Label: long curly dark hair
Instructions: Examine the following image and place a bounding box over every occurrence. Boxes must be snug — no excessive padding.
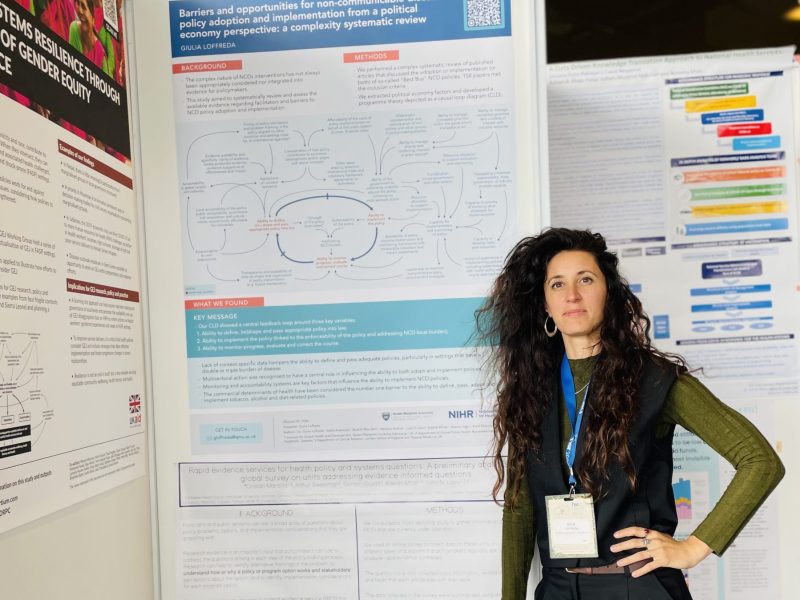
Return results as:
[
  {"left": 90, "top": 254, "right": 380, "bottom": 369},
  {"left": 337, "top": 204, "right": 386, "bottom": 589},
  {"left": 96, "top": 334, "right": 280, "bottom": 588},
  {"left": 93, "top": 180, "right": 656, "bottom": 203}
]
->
[{"left": 476, "top": 228, "right": 685, "bottom": 506}]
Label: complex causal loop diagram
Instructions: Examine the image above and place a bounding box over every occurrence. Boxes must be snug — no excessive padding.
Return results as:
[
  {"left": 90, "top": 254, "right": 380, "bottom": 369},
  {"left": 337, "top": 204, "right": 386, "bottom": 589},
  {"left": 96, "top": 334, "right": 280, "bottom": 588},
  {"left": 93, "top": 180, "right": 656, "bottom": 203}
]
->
[
  {"left": 0, "top": 332, "right": 50, "bottom": 458},
  {"left": 181, "top": 108, "right": 513, "bottom": 290}
]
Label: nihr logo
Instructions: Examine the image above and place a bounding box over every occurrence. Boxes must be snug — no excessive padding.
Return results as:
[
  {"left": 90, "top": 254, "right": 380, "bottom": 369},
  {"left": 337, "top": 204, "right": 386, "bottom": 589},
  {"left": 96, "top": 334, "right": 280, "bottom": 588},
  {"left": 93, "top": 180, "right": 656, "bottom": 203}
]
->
[{"left": 448, "top": 410, "right": 475, "bottom": 419}]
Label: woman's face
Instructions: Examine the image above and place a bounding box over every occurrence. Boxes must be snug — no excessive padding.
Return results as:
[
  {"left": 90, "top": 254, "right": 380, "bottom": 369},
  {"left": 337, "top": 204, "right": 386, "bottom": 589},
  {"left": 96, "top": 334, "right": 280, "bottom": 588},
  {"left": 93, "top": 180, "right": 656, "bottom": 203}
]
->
[
  {"left": 76, "top": 0, "right": 94, "bottom": 29},
  {"left": 544, "top": 250, "right": 607, "bottom": 344}
]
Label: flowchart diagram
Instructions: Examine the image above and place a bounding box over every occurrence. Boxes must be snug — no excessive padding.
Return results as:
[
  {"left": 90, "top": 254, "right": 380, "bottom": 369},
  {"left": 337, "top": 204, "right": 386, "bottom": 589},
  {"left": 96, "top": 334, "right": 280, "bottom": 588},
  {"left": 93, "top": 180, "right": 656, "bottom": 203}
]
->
[
  {"left": 667, "top": 71, "right": 791, "bottom": 241},
  {"left": 178, "top": 107, "right": 516, "bottom": 295},
  {"left": 663, "top": 71, "right": 795, "bottom": 336},
  {"left": 0, "top": 332, "right": 51, "bottom": 461}
]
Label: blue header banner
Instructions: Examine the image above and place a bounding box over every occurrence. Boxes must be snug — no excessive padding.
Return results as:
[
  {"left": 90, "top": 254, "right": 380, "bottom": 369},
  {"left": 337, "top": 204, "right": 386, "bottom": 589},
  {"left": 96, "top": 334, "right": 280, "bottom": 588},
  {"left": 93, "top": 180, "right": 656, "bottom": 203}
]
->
[{"left": 170, "top": 0, "right": 511, "bottom": 58}]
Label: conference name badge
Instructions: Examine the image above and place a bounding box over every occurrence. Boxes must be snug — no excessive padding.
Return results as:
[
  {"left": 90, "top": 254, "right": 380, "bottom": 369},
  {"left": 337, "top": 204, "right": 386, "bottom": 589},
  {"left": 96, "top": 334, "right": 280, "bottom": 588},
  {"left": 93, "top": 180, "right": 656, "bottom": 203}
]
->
[{"left": 545, "top": 493, "right": 599, "bottom": 558}]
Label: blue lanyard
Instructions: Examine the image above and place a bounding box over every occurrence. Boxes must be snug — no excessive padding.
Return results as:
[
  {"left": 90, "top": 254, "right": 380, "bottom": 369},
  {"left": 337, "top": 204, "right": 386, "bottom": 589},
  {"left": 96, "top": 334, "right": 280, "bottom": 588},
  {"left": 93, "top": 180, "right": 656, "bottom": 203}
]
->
[{"left": 561, "top": 354, "right": 590, "bottom": 490}]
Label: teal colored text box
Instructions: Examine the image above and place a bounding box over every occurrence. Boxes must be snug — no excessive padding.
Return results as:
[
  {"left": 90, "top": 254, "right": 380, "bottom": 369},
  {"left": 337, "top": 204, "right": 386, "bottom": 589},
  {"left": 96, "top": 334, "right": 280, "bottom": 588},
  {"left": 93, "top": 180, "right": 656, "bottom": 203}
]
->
[
  {"left": 732, "top": 135, "right": 781, "bottom": 151},
  {"left": 186, "top": 297, "right": 484, "bottom": 358}
]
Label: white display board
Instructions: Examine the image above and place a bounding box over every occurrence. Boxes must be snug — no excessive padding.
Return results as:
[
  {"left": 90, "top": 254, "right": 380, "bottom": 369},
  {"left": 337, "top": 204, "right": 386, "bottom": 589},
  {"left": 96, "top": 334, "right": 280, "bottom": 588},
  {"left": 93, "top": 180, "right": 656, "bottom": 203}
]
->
[
  {"left": 0, "top": 1, "right": 153, "bottom": 597},
  {"left": 0, "top": 0, "right": 147, "bottom": 537},
  {"left": 547, "top": 46, "right": 799, "bottom": 600},
  {"left": 138, "top": 0, "right": 547, "bottom": 598}
]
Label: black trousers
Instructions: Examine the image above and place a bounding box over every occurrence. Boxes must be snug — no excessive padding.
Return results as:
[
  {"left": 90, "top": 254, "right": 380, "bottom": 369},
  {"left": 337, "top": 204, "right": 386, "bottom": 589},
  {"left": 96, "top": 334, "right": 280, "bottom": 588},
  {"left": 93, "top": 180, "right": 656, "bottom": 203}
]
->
[{"left": 535, "top": 566, "right": 693, "bottom": 600}]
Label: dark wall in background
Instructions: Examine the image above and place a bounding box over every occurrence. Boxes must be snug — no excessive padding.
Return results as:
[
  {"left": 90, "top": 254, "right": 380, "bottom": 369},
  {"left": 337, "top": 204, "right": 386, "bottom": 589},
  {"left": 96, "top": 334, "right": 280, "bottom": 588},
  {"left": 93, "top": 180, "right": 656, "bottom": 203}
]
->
[{"left": 546, "top": 0, "right": 800, "bottom": 63}]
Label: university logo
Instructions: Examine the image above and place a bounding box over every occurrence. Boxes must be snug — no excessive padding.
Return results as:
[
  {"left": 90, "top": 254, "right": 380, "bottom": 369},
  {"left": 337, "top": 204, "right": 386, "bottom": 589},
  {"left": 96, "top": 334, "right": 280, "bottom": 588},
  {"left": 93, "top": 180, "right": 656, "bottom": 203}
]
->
[{"left": 129, "top": 394, "right": 142, "bottom": 427}]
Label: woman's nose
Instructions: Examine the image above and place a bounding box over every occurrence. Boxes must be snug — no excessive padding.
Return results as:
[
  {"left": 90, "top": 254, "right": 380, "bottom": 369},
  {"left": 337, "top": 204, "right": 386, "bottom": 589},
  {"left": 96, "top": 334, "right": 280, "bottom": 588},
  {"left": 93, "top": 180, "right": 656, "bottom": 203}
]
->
[{"left": 566, "top": 284, "right": 581, "bottom": 301}]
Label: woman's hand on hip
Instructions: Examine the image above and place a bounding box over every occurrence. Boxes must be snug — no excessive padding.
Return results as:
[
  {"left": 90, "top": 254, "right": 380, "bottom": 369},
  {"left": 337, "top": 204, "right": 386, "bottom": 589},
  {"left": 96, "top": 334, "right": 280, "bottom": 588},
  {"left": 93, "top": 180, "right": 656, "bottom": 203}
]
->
[{"left": 610, "top": 527, "right": 712, "bottom": 577}]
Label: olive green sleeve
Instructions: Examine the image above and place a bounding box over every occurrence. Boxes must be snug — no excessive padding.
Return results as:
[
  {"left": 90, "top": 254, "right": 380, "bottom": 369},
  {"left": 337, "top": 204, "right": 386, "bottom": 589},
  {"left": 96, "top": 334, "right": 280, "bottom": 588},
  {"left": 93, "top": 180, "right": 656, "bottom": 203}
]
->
[
  {"left": 502, "top": 474, "right": 536, "bottom": 599},
  {"left": 661, "top": 373, "right": 785, "bottom": 555}
]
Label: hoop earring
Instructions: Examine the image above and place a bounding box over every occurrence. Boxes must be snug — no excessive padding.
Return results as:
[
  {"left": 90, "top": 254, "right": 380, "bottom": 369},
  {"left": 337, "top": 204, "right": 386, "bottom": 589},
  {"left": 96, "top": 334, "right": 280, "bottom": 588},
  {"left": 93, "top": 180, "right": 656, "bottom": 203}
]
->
[{"left": 544, "top": 315, "right": 558, "bottom": 338}]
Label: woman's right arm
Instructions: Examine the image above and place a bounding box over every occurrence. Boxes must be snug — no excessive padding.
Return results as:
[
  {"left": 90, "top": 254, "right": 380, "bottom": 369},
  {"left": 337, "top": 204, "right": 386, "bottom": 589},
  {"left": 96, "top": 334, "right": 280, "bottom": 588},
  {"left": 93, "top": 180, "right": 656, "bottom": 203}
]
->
[{"left": 502, "top": 473, "right": 537, "bottom": 599}]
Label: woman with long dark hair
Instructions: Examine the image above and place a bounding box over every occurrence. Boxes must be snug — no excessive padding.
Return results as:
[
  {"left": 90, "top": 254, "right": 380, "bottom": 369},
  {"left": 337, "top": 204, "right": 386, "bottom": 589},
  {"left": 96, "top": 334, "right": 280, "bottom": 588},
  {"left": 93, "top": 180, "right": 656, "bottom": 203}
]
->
[{"left": 477, "top": 228, "right": 784, "bottom": 599}]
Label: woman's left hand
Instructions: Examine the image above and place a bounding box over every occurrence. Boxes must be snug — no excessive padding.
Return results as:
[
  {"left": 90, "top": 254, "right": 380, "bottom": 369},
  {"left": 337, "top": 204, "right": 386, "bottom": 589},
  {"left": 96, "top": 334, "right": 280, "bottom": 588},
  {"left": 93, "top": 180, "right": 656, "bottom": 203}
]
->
[{"left": 610, "top": 527, "right": 712, "bottom": 577}]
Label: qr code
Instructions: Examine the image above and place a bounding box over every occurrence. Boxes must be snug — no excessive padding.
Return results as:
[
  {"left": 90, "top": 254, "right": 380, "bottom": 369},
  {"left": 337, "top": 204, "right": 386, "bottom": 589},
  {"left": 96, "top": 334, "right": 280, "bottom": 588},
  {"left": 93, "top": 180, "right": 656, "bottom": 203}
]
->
[
  {"left": 466, "top": 0, "right": 503, "bottom": 29},
  {"left": 102, "top": 0, "right": 120, "bottom": 37}
]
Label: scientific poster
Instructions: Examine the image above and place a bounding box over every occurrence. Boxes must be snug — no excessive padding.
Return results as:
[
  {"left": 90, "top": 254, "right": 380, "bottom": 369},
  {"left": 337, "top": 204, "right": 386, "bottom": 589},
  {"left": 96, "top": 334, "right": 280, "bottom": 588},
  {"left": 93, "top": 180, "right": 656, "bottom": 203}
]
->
[
  {"left": 168, "top": 1, "right": 525, "bottom": 597},
  {"left": 548, "top": 47, "right": 796, "bottom": 600},
  {"left": 0, "top": 0, "right": 146, "bottom": 534}
]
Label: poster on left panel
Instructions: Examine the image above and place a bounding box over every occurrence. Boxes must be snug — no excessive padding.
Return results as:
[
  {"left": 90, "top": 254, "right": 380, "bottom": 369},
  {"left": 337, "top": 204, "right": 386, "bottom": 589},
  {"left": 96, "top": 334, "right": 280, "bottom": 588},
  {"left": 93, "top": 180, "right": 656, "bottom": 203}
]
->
[{"left": 0, "top": 0, "right": 145, "bottom": 534}]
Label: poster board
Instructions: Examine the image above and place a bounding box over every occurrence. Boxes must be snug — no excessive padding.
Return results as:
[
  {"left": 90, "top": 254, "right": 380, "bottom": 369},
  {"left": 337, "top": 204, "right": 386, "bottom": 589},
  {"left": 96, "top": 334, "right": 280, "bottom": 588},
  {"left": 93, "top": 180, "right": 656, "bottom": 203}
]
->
[
  {"left": 0, "top": 1, "right": 153, "bottom": 598},
  {"left": 547, "top": 47, "right": 799, "bottom": 600},
  {"left": 138, "top": 0, "right": 548, "bottom": 597}
]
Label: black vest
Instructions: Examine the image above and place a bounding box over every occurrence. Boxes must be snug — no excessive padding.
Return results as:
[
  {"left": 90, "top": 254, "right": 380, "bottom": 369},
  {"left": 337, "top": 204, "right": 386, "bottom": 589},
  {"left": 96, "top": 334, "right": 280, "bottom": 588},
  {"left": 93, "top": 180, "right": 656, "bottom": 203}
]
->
[{"left": 525, "top": 359, "right": 678, "bottom": 567}]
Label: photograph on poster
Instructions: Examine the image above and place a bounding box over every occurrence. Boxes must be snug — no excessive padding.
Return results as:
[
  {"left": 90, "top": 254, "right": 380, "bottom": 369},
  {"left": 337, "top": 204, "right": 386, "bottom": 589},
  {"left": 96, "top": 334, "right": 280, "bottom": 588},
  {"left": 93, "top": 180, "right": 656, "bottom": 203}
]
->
[{"left": 0, "top": 0, "right": 129, "bottom": 159}]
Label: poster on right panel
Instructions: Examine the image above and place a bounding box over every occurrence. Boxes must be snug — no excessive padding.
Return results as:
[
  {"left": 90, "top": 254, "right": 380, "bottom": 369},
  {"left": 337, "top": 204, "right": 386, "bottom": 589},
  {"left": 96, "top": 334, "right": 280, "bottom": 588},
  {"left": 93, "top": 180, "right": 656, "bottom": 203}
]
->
[{"left": 548, "top": 47, "right": 797, "bottom": 600}]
